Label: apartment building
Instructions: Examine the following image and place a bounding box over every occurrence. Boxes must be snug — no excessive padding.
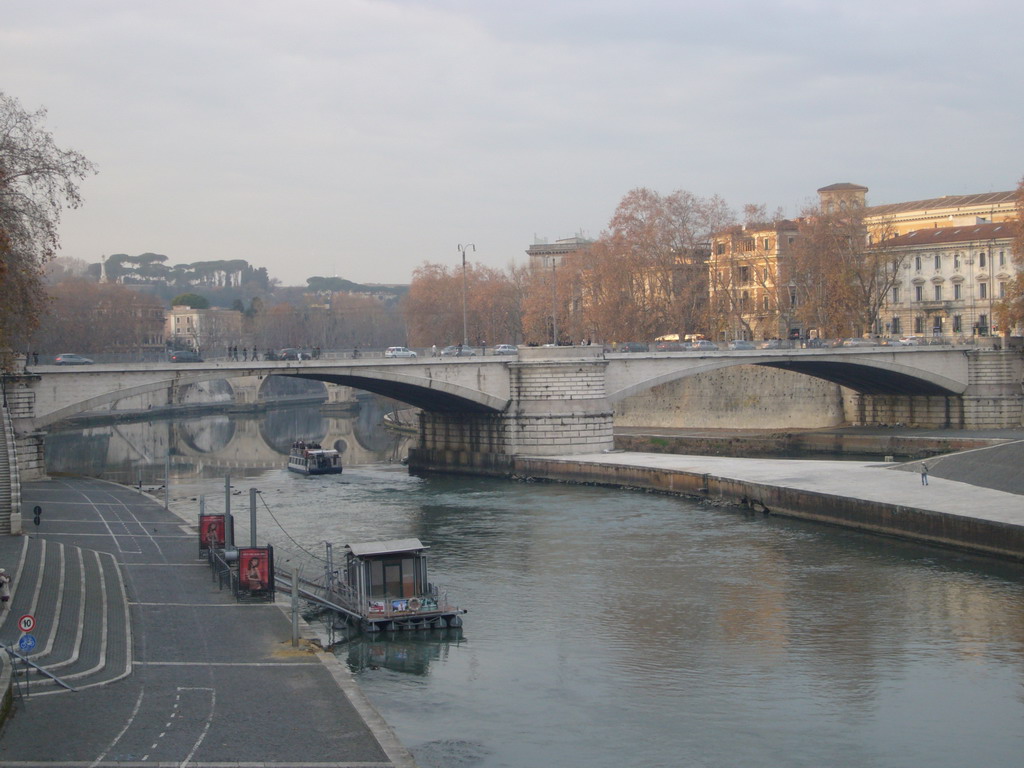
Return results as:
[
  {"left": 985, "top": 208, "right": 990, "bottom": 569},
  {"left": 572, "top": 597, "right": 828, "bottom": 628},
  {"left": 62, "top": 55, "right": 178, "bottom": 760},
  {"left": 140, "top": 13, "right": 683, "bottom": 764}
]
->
[
  {"left": 165, "top": 306, "right": 243, "bottom": 353},
  {"left": 708, "top": 183, "right": 1018, "bottom": 341},
  {"left": 706, "top": 220, "right": 802, "bottom": 342},
  {"left": 878, "top": 222, "right": 1014, "bottom": 339}
]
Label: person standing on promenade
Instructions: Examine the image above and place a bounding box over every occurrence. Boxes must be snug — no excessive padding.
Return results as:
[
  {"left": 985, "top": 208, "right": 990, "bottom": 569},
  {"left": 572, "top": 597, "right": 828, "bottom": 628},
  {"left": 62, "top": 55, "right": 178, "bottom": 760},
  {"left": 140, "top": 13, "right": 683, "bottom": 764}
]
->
[
  {"left": 921, "top": 462, "right": 929, "bottom": 486},
  {"left": 0, "top": 568, "right": 11, "bottom": 609}
]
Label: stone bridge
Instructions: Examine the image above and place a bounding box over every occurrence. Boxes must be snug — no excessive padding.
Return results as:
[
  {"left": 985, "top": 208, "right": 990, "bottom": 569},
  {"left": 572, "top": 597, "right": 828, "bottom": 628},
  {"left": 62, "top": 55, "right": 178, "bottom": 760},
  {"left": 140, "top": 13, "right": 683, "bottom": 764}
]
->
[{"left": 3, "top": 344, "right": 1021, "bottom": 477}]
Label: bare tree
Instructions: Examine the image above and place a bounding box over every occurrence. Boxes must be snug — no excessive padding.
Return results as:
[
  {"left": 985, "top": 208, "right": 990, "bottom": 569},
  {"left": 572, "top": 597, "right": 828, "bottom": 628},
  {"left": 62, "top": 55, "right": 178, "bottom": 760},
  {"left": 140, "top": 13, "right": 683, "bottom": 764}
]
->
[
  {"left": 549, "top": 188, "right": 734, "bottom": 344},
  {"left": 31, "top": 280, "right": 164, "bottom": 359},
  {"left": 792, "top": 204, "right": 903, "bottom": 338},
  {"left": 1, "top": 91, "right": 97, "bottom": 368},
  {"left": 995, "top": 176, "right": 1024, "bottom": 335},
  {"left": 404, "top": 260, "right": 522, "bottom": 349}
]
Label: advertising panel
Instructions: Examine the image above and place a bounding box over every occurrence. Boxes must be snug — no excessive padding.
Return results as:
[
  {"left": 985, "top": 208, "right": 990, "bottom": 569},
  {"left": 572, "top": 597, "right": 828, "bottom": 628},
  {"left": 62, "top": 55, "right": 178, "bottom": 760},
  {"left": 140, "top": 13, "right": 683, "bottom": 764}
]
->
[
  {"left": 199, "top": 514, "right": 226, "bottom": 552},
  {"left": 238, "top": 546, "right": 274, "bottom": 596}
]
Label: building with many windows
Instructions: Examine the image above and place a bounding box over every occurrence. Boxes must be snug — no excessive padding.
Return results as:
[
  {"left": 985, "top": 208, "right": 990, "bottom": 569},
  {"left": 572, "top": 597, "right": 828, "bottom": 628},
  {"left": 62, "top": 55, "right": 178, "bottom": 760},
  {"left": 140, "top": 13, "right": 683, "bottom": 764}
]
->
[
  {"left": 877, "top": 222, "right": 1014, "bottom": 339},
  {"left": 707, "top": 220, "right": 801, "bottom": 342},
  {"left": 706, "top": 183, "right": 1018, "bottom": 342},
  {"left": 526, "top": 235, "right": 593, "bottom": 270},
  {"left": 165, "top": 306, "right": 243, "bottom": 354}
]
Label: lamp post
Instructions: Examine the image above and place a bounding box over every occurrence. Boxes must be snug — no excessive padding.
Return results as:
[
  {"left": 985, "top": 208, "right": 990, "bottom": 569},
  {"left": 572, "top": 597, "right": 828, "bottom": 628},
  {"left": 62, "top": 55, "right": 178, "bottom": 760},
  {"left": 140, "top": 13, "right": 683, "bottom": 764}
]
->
[
  {"left": 458, "top": 243, "right": 475, "bottom": 348},
  {"left": 786, "top": 279, "right": 796, "bottom": 344},
  {"left": 551, "top": 258, "right": 558, "bottom": 346}
]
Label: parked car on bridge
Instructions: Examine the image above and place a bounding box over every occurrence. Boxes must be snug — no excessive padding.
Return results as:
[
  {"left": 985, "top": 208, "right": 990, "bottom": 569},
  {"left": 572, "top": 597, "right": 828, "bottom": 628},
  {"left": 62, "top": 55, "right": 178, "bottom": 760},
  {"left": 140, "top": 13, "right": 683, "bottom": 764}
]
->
[
  {"left": 688, "top": 340, "right": 720, "bottom": 351},
  {"left": 616, "top": 342, "right": 649, "bottom": 353},
  {"left": 655, "top": 341, "right": 684, "bottom": 352},
  {"left": 385, "top": 346, "right": 417, "bottom": 358},
  {"left": 842, "top": 337, "right": 879, "bottom": 347},
  {"left": 492, "top": 344, "right": 518, "bottom": 355},
  {"left": 168, "top": 349, "right": 203, "bottom": 363},
  {"left": 277, "top": 348, "right": 311, "bottom": 360},
  {"left": 54, "top": 353, "right": 93, "bottom": 365},
  {"left": 440, "top": 345, "right": 475, "bottom": 357}
]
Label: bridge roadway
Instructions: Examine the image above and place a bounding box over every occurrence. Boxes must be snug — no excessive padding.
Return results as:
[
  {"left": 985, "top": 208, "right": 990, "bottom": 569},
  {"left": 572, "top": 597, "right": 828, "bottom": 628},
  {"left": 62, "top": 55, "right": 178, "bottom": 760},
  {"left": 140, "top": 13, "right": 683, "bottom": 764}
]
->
[{"left": 17, "top": 345, "right": 978, "bottom": 430}]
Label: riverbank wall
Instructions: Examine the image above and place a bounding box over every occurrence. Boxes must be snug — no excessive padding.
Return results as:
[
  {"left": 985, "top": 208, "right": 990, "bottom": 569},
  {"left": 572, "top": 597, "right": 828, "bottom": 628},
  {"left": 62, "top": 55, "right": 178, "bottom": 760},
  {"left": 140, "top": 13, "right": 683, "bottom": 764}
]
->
[
  {"left": 507, "top": 455, "right": 1024, "bottom": 562},
  {"left": 612, "top": 431, "right": 1006, "bottom": 459}
]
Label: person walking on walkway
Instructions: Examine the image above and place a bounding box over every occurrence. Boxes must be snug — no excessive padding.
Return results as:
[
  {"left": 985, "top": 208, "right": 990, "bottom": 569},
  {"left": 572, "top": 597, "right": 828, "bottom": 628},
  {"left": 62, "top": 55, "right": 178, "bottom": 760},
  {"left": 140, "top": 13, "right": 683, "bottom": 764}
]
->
[
  {"left": 921, "top": 462, "right": 929, "bottom": 486},
  {"left": 0, "top": 568, "right": 11, "bottom": 610}
]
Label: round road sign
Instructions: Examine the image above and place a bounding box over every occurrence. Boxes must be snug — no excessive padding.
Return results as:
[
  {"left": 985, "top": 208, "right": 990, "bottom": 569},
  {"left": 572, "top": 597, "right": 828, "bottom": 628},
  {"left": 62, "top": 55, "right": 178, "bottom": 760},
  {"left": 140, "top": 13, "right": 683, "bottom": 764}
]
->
[
  {"left": 18, "top": 614, "right": 35, "bottom": 633},
  {"left": 18, "top": 634, "right": 36, "bottom": 653}
]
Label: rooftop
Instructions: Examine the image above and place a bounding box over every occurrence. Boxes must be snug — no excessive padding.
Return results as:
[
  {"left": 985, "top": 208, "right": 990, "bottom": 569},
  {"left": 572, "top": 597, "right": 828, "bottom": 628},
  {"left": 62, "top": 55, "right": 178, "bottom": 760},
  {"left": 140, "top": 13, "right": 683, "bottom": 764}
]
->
[{"left": 883, "top": 222, "right": 1015, "bottom": 247}]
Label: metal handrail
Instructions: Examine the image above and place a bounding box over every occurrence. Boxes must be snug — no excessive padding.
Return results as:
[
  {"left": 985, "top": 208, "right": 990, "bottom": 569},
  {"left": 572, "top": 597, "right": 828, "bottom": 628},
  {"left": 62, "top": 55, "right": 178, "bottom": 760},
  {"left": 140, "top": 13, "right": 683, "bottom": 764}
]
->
[{"left": 2, "top": 642, "right": 77, "bottom": 693}]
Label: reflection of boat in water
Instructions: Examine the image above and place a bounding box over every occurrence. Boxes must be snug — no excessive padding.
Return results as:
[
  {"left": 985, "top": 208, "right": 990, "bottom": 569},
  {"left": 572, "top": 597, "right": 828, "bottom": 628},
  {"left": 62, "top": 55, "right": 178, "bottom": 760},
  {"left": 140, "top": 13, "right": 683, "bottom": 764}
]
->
[
  {"left": 287, "top": 441, "right": 343, "bottom": 475},
  {"left": 344, "top": 627, "right": 466, "bottom": 675}
]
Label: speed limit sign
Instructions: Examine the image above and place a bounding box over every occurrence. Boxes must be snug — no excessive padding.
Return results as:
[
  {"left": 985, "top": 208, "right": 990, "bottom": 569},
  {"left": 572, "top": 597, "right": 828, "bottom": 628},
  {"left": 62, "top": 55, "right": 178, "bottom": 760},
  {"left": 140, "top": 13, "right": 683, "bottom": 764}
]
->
[{"left": 18, "top": 614, "right": 35, "bottom": 633}]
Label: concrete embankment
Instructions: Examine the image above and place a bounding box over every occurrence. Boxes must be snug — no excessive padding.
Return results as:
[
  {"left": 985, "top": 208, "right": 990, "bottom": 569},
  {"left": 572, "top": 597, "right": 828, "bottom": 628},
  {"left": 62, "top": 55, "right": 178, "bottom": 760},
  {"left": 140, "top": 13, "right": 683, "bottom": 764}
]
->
[
  {"left": 613, "top": 427, "right": 1012, "bottom": 459},
  {"left": 509, "top": 451, "right": 1024, "bottom": 562}
]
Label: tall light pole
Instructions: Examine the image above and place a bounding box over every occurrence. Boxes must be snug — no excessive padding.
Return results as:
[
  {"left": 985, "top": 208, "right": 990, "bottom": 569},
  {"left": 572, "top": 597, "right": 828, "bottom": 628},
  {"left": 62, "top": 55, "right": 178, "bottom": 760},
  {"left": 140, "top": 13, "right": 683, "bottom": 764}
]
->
[
  {"left": 458, "top": 243, "right": 475, "bottom": 347},
  {"left": 551, "top": 258, "right": 558, "bottom": 346}
]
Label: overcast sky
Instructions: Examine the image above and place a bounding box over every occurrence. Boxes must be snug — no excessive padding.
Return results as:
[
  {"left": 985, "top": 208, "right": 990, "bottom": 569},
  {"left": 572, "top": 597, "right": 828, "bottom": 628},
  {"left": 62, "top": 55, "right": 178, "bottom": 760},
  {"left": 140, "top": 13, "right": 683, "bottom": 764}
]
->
[{"left": 4, "top": 1, "right": 1022, "bottom": 286}]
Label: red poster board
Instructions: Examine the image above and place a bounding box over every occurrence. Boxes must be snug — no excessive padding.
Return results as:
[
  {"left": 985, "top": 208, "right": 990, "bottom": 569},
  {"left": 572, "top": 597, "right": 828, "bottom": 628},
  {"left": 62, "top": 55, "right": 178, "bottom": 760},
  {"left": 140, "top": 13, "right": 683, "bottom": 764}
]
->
[
  {"left": 238, "top": 546, "right": 273, "bottom": 594},
  {"left": 199, "top": 514, "right": 226, "bottom": 552}
]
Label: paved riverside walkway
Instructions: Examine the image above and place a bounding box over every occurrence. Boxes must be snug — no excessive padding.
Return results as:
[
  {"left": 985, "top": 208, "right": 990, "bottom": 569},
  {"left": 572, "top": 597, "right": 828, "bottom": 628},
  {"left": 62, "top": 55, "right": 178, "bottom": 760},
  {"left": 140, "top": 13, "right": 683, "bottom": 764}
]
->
[
  {"left": 533, "top": 447, "right": 1024, "bottom": 530},
  {"left": 0, "top": 476, "right": 415, "bottom": 768}
]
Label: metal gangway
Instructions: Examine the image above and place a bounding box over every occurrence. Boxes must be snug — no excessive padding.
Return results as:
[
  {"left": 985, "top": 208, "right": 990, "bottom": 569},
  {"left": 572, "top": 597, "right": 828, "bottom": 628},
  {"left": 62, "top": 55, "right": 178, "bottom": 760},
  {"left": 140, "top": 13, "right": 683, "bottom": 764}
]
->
[{"left": 273, "top": 566, "right": 364, "bottom": 624}]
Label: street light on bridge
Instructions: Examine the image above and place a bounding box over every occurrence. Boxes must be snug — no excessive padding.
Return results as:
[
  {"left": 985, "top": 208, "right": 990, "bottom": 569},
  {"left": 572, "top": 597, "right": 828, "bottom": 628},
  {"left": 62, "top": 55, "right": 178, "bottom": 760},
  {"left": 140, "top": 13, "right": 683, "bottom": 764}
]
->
[{"left": 458, "top": 243, "right": 475, "bottom": 348}]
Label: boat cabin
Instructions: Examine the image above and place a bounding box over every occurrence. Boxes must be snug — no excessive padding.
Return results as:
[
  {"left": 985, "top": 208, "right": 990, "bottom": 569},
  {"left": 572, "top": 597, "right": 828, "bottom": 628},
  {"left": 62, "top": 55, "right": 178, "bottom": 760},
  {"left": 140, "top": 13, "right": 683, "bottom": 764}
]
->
[
  {"left": 344, "top": 538, "right": 430, "bottom": 606},
  {"left": 335, "top": 538, "right": 465, "bottom": 631}
]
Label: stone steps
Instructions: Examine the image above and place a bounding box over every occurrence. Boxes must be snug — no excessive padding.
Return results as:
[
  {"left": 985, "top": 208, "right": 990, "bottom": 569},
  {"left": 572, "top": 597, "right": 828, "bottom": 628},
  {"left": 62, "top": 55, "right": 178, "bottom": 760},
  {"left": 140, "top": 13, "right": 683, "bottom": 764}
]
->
[{"left": 0, "top": 538, "right": 131, "bottom": 694}]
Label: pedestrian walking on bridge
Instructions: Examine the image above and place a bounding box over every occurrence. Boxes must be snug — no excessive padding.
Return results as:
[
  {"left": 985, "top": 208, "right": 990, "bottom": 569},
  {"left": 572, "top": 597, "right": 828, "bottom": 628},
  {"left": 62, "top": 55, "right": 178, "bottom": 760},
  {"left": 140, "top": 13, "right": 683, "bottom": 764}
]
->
[{"left": 921, "top": 462, "right": 929, "bottom": 486}]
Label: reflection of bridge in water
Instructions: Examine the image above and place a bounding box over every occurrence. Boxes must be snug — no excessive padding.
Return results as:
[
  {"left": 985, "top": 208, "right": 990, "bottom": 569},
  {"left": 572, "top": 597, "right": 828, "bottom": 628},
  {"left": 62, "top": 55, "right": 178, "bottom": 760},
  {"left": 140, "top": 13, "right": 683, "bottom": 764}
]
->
[{"left": 45, "top": 399, "right": 411, "bottom": 483}]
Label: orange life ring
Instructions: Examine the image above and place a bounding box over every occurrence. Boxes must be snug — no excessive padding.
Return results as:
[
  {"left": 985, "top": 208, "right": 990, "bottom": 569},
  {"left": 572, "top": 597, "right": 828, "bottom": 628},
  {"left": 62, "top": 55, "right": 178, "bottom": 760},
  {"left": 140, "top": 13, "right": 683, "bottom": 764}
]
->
[{"left": 408, "top": 598, "right": 421, "bottom": 611}]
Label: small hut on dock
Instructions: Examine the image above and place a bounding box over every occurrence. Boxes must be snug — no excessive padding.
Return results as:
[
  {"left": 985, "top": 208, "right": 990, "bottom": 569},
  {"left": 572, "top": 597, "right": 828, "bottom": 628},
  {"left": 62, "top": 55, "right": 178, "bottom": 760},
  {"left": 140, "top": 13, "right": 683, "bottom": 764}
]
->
[{"left": 327, "top": 538, "right": 466, "bottom": 633}]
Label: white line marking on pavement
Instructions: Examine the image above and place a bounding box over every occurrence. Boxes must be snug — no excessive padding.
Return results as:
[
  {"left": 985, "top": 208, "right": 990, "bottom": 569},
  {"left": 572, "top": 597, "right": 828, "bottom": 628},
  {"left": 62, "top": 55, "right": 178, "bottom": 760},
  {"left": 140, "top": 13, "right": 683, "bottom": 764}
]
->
[
  {"left": 89, "top": 687, "right": 145, "bottom": 768},
  {"left": 176, "top": 686, "right": 215, "bottom": 768}
]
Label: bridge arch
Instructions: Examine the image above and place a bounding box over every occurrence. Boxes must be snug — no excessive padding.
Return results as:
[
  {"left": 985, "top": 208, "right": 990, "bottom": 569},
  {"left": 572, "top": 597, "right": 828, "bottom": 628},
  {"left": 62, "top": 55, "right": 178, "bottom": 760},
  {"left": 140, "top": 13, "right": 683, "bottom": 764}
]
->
[
  {"left": 605, "top": 353, "right": 967, "bottom": 404},
  {"left": 35, "top": 365, "right": 508, "bottom": 429},
  {"left": 284, "top": 370, "right": 508, "bottom": 414}
]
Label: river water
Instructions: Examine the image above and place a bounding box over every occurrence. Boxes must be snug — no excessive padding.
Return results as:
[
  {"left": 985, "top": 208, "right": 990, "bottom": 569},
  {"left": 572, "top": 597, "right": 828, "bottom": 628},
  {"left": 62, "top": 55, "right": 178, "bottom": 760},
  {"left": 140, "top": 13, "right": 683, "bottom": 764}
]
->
[{"left": 47, "top": 403, "right": 1024, "bottom": 768}]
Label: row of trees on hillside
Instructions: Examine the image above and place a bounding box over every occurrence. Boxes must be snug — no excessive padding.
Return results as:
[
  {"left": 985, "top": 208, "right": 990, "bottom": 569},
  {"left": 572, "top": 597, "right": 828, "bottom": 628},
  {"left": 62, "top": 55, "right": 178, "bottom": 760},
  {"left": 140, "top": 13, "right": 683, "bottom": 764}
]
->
[
  {"left": 31, "top": 281, "right": 165, "bottom": 356},
  {"left": 28, "top": 281, "right": 407, "bottom": 357}
]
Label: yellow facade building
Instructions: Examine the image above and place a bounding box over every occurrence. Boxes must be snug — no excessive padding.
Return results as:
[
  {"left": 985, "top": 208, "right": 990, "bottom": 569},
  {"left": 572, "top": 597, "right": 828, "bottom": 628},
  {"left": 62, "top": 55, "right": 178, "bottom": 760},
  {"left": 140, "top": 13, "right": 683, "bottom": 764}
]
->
[{"left": 708, "top": 183, "right": 1018, "bottom": 342}]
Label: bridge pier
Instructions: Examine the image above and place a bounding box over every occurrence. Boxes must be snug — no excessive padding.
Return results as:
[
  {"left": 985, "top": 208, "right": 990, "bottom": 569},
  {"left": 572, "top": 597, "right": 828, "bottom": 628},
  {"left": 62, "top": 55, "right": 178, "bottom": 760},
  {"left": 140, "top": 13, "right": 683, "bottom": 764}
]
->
[
  {"left": 409, "top": 346, "right": 614, "bottom": 473},
  {"left": 847, "top": 350, "right": 1023, "bottom": 428}
]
